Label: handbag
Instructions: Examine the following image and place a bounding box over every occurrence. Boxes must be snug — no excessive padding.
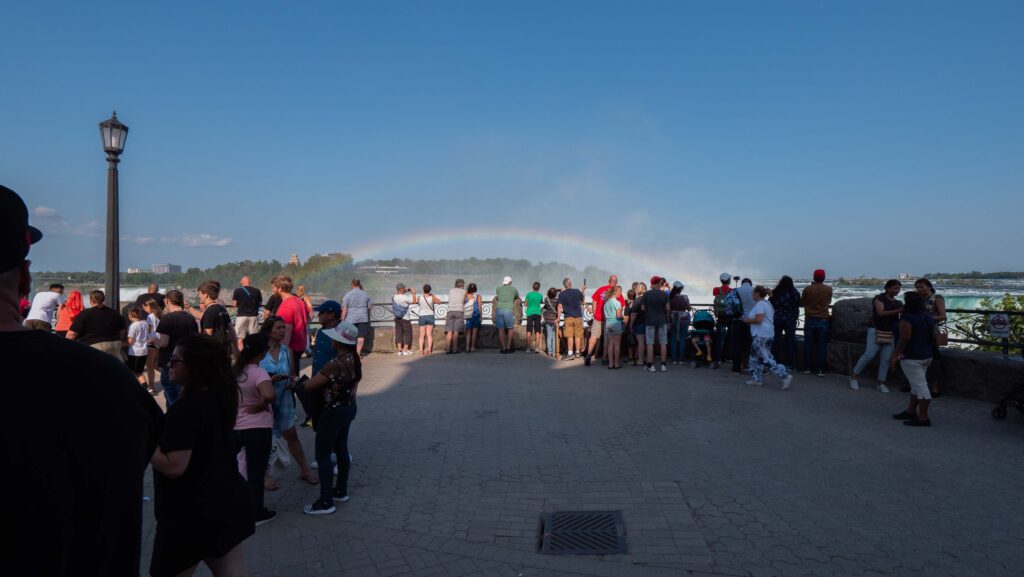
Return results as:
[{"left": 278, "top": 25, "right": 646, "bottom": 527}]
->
[
  {"left": 934, "top": 329, "right": 949, "bottom": 347},
  {"left": 874, "top": 330, "right": 893, "bottom": 344}
]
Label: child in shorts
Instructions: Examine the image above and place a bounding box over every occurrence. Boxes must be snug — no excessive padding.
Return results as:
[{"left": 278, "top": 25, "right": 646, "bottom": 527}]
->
[{"left": 126, "top": 307, "right": 150, "bottom": 386}]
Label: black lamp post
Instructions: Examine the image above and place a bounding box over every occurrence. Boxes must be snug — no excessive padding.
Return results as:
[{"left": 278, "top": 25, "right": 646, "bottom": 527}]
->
[{"left": 99, "top": 111, "right": 128, "bottom": 312}]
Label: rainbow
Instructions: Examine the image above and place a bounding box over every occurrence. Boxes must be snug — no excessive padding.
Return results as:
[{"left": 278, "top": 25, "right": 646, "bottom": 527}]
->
[{"left": 349, "top": 226, "right": 733, "bottom": 294}]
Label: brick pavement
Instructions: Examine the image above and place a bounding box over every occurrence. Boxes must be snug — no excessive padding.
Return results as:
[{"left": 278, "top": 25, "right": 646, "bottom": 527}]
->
[{"left": 141, "top": 352, "right": 1024, "bottom": 577}]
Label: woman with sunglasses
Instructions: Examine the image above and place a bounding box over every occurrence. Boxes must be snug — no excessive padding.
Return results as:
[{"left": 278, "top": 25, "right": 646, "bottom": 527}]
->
[{"left": 149, "top": 334, "right": 254, "bottom": 577}]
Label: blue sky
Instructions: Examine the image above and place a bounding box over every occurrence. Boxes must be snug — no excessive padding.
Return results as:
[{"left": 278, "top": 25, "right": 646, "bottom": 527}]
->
[{"left": 2, "top": 1, "right": 1022, "bottom": 282}]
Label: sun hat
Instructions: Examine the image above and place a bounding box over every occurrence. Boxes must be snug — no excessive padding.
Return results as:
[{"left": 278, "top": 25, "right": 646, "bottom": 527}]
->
[
  {"left": 322, "top": 321, "right": 359, "bottom": 345},
  {"left": 719, "top": 273, "right": 731, "bottom": 282},
  {"left": 502, "top": 276, "right": 512, "bottom": 285},
  {"left": 317, "top": 300, "right": 341, "bottom": 317}
]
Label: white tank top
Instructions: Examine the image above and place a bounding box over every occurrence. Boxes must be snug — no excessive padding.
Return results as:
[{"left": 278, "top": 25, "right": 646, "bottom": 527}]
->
[{"left": 418, "top": 295, "right": 436, "bottom": 316}]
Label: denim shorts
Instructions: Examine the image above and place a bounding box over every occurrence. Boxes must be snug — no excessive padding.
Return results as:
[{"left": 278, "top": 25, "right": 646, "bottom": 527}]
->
[
  {"left": 605, "top": 322, "right": 624, "bottom": 336},
  {"left": 494, "top": 309, "right": 515, "bottom": 329},
  {"left": 418, "top": 315, "right": 435, "bottom": 326},
  {"left": 632, "top": 323, "right": 646, "bottom": 336},
  {"left": 466, "top": 314, "right": 481, "bottom": 329},
  {"left": 645, "top": 323, "right": 668, "bottom": 343}
]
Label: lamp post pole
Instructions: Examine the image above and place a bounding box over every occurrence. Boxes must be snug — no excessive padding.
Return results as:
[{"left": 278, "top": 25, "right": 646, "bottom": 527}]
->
[
  {"left": 105, "top": 151, "right": 120, "bottom": 312},
  {"left": 99, "top": 111, "right": 128, "bottom": 312}
]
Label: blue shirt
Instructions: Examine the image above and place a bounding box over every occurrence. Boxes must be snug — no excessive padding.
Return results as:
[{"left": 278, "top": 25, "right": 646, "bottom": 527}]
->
[
  {"left": 557, "top": 288, "right": 584, "bottom": 318},
  {"left": 312, "top": 328, "right": 335, "bottom": 374},
  {"left": 259, "top": 346, "right": 291, "bottom": 377}
]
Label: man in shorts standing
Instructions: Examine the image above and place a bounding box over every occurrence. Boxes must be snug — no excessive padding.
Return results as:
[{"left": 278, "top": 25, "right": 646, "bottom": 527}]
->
[
  {"left": 494, "top": 276, "right": 520, "bottom": 354},
  {"left": 232, "top": 276, "right": 263, "bottom": 350},
  {"left": 524, "top": 282, "right": 544, "bottom": 354},
  {"left": 342, "top": 278, "right": 373, "bottom": 357},
  {"left": 445, "top": 279, "right": 467, "bottom": 354},
  {"left": 557, "top": 277, "right": 586, "bottom": 360},
  {"left": 641, "top": 276, "right": 671, "bottom": 372}
]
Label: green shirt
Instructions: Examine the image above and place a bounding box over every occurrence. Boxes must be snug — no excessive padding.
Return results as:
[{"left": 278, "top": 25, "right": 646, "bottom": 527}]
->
[
  {"left": 495, "top": 285, "right": 519, "bottom": 311},
  {"left": 525, "top": 291, "right": 543, "bottom": 316}
]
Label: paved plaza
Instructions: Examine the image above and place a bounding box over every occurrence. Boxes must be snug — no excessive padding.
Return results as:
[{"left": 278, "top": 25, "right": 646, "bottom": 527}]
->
[{"left": 142, "top": 353, "right": 1024, "bottom": 577}]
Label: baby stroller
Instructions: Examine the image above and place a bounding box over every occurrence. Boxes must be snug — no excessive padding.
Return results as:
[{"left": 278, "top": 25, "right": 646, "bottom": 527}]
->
[
  {"left": 992, "top": 382, "right": 1024, "bottom": 420},
  {"left": 688, "top": 309, "right": 716, "bottom": 369}
]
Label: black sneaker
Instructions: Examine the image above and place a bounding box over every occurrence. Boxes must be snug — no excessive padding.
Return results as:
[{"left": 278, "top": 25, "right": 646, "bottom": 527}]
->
[
  {"left": 303, "top": 498, "right": 336, "bottom": 515},
  {"left": 254, "top": 508, "right": 277, "bottom": 526},
  {"left": 584, "top": 355, "right": 591, "bottom": 366},
  {"left": 332, "top": 488, "right": 350, "bottom": 503},
  {"left": 892, "top": 411, "right": 916, "bottom": 420},
  {"left": 903, "top": 418, "right": 932, "bottom": 427}
]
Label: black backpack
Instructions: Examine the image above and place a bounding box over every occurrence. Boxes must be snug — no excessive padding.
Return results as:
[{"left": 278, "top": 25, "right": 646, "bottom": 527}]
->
[{"left": 208, "top": 305, "right": 233, "bottom": 353}]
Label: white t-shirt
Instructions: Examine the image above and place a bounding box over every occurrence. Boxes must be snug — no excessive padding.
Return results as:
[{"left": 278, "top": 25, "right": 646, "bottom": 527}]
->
[
  {"left": 26, "top": 291, "right": 63, "bottom": 323},
  {"left": 748, "top": 300, "right": 775, "bottom": 339},
  {"left": 418, "top": 295, "right": 436, "bottom": 316},
  {"left": 392, "top": 293, "right": 415, "bottom": 319},
  {"left": 128, "top": 320, "right": 150, "bottom": 357}
]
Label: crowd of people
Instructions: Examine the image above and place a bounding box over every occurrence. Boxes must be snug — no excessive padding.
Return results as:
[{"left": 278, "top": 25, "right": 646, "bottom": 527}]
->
[{"left": 3, "top": 180, "right": 952, "bottom": 576}]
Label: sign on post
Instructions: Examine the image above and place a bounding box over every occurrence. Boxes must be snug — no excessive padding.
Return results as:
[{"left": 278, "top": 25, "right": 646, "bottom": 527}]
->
[{"left": 988, "top": 313, "right": 1011, "bottom": 338}]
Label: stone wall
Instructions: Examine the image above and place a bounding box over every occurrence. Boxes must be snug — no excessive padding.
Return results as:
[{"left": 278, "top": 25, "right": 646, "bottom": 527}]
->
[{"left": 827, "top": 297, "right": 1024, "bottom": 402}]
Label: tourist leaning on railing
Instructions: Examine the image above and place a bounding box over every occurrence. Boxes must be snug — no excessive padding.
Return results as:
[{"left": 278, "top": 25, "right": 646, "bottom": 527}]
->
[
  {"left": 417, "top": 284, "right": 441, "bottom": 355},
  {"left": 465, "top": 283, "right": 483, "bottom": 353},
  {"left": 768, "top": 275, "right": 800, "bottom": 369},
  {"left": 850, "top": 280, "right": 903, "bottom": 393},
  {"left": 801, "top": 268, "right": 833, "bottom": 376}
]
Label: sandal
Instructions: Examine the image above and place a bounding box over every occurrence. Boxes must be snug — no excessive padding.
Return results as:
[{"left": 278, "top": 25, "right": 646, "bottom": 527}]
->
[
  {"left": 299, "top": 471, "right": 319, "bottom": 486},
  {"left": 892, "top": 411, "right": 916, "bottom": 420}
]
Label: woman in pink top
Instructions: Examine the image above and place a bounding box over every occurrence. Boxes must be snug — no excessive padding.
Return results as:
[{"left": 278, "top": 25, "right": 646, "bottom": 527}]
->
[{"left": 234, "top": 333, "right": 277, "bottom": 527}]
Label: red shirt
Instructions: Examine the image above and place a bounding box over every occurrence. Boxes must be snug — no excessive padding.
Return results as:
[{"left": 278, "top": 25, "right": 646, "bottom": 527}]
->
[
  {"left": 276, "top": 295, "right": 309, "bottom": 353},
  {"left": 712, "top": 285, "right": 732, "bottom": 297},
  {"left": 591, "top": 285, "right": 626, "bottom": 322}
]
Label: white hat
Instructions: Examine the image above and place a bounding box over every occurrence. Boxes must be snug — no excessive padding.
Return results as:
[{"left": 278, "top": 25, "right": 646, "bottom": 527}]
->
[
  {"left": 322, "top": 322, "right": 358, "bottom": 345},
  {"left": 502, "top": 276, "right": 512, "bottom": 285},
  {"left": 720, "top": 273, "right": 731, "bottom": 282}
]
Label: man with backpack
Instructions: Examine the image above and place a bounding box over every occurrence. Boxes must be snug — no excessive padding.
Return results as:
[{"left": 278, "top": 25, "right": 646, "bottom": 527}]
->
[
  {"left": 196, "top": 281, "right": 238, "bottom": 360},
  {"left": 729, "top": 279, "right": 755, "bottom": 374},
  {"left": 712, "top": 273, "right": 737, "bottom": 369},
  {"left": 392, "top": 283, "right": 415, "bottom": 356}
]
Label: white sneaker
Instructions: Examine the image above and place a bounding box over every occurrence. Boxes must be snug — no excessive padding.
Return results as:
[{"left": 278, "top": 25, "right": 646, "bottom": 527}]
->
[
  {"left": 744, "top": 380, "right": 763, "bottom": 386},
  {"left": 877, "top": 383, "right": 890, "bottom": 393},
  {"left": 660, "top": 363, "right": 667, "bottom": 372},
  {"left": 849, "top": 379, "right": 860, "bottom": 391},
  {"left": 782, "top": 375, "right": 793, "bottom": 390},
  {"left": 645, "top": 365, "right": 657, "bottom": 372},
  {"left": 395, "top": 351, "right": 403, "bottom": 356}
]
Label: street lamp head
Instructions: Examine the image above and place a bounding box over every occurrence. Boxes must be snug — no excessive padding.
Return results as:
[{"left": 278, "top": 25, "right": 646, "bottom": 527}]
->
[{"left": 99, "top": 111, "right": 129, "bottom": 158}]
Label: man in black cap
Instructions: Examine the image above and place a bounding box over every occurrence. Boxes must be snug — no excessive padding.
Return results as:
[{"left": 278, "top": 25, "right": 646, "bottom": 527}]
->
[{"left": 0, "top": 185, "right": 164, "bottom": 576}]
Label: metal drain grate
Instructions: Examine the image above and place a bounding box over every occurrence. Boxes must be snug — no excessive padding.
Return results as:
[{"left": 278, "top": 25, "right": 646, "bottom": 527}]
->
[{"left": 539, "top": 511, "right": 627, "bottom": 555}]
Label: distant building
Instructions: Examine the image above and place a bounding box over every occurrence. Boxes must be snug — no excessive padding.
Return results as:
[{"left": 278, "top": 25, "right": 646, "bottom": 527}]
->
[
  {"left": 126, "top": 267, "right": 144, "bottom": 274},
  {"left": 358, "top": 264, "right": 409, "bottom": 275},
  {"left": 289, "top": 253, "right": 301, "bottom": 266},
  {"left": 152, "top": 263, "right": 182, "bottom": 274},
  {"left": 898, "top": 273, "right": 917, "bottom": 281}
]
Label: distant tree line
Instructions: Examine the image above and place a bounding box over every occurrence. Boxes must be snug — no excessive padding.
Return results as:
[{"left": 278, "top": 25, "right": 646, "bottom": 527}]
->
[{"left": 924, "top": 271, "right": 1024, "bottom": 280}]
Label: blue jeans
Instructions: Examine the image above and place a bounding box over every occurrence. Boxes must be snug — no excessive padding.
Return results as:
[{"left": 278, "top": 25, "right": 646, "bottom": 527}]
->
[
  {"left": 852, "top": 328, "right": 895, "bottom": 381},
  {"left": 669, "top": 318, "right": 690, "bottom": 362},
  {"left": 316, "top": 402, "right": 357, "bottom": 500},
  {"left": 803, "top": 318, "right": 830, "bottom": 372},
  {"left": 545, "top": 323, "right": 557, "bottom": 355},
  {"left": 772, "top": 321, "right": 797, "bottom": 367},
  {"left": 714, "top": 319, "right": 731, "bottom": 363},
  {"left": 160, "top": 367, "right": 181, "bottom": 407}
]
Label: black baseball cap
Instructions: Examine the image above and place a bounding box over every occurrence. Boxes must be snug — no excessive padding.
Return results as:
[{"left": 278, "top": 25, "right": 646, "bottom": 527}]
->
[{"left": 0, "top": 185, "right": 43, "bottom": 272}]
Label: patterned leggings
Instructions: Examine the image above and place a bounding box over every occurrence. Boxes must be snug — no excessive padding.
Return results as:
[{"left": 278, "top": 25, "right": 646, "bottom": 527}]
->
[{"left": 750, "top": 335, "right": 790, "bottom": 382}]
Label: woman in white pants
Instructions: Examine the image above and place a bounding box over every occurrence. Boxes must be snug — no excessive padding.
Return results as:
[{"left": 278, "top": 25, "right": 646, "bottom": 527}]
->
[
  {"left": 850, "top": 280, "right": 903, "bottom": 393},
  {"left": 890, "top": 291, "right": 937, "bottom": 427}
]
